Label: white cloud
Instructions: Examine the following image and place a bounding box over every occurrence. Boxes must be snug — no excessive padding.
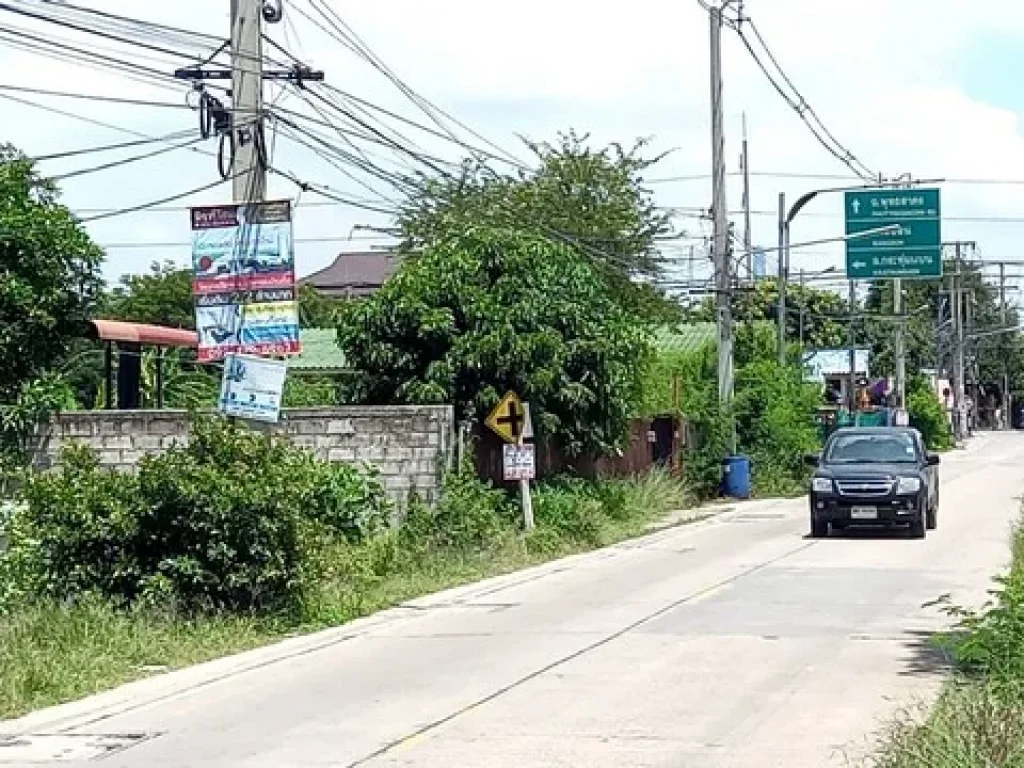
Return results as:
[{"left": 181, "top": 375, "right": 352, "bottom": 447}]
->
[{"left": 1, "top": 0, "right": 1024, "bottom": 289}]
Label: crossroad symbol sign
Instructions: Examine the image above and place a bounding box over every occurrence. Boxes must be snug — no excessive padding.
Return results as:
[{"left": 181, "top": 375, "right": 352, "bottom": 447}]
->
[{"left": 485, "top": 391, "right": 527, "bottom": 444}]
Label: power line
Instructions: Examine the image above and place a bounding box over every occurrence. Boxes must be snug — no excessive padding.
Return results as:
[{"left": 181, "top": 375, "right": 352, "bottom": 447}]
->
[
  {"left": 732, "top": 13, "right": 877, "bottom": 181},
  {"left": 31, "top": 129, "right": 196, "bottom": 162},
  {"left": 49, "top": 134, "right": 207, "bottom": 182},
  {"left": 78, "top": 177, "right": 234, "bottom": 223},
  {"left": 0, "top": 83, "right": 189, "bottom": 111},
  {"left": 99, "top": 235, "right": 396, "bottom": 250}
]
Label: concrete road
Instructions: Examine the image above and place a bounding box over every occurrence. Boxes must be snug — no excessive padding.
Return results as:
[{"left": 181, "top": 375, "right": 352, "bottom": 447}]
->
[{"left": 4, "top": 433, "right": 1023, "bottom": 768}]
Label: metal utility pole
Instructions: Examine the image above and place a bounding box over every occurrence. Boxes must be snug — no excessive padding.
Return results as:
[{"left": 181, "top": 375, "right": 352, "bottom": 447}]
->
[
  {"left": 777, "top": 192, "right": 787, "bottom": 366},
  {"left": 231, "top": 0, "right": 267, "bottom": 203},
  {"left": 741, "top": 113, "right": 753, "bottom": 282},
  {"left": 709, "top": 4, "right": 734, "bottom": 409},
  {"left": 893, "top": 277, "right": 906, "bottom": 409}
]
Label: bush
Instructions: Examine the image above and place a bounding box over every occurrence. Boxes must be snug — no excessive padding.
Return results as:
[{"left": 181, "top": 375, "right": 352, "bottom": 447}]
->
[
  {"left": 0, "top": 417, "right": 391, "bottom": 613},
  {"left": 400, "top": 462, "right": 514, "bottom": 552},
  {"left": 907, "top": 375, "right": 954, "bottom": 451},
  {"left": 734, "top": 359, "right": 820, "bottom": 497}
]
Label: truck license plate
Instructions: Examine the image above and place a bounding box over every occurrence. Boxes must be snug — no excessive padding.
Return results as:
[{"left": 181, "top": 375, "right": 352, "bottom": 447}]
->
[{"left": 851, "top": 506, "right": 878, "bottom": 520}]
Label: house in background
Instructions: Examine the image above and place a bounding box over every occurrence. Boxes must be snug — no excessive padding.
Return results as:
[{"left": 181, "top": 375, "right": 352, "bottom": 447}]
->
[
  {"left": 803, "top": 347, "right": 871, "bottom": 405},
  {"left": 300, "top": 251, "right": 400, "bottom": 298}
]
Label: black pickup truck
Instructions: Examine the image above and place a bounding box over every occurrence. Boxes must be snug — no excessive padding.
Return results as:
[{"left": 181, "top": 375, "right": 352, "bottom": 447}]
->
[{"left": 806, "top": 427, "right": 940, "bottom": 539}]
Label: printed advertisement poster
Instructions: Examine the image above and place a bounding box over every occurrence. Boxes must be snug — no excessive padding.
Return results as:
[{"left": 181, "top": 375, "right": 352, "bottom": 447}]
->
[
  {"left": 195, "top": 299, "right": 300, "bottom": 362},
  {"left": 190, "top": 200, "right": 301, "bottom": 361},
  {"left": 218, "top": 354, "right": 287, "bottom": 423}
]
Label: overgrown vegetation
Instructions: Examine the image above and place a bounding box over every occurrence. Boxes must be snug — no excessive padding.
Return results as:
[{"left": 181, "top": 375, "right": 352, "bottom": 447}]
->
[
  {"left": 871, "top": 517, "right": 1024, "bottom": 766},
  {"left": 0, "top": 415, "right": 693, "bottom": 719},
  {"left": 641, "top": 326, "right": 820, "bottom": 500},
  {"left": 907, "top": 374, "right": 955, "bottom": 451},
  {"left": 337, "top": 227, "right": 652, "bottom": 458}
]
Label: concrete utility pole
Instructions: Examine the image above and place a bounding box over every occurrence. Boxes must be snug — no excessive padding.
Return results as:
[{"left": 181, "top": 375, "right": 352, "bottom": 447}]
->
[
  {"left": 776, "top": 192, "right": 786, "bottom": 366},
  {"left": 709, "top": 3, "right": 734, "bottom": 410},
  {"left": 231, "top": 0, "right": 267, "bottom": 204},
  {"left": 893, "top": 277, "right": 906, "bottom": 409},
  {"left": 1000, "top": 262, "right": 1010, "bottom": 429},
  {"left": 952, "top": 243, "right": 968, "bottom": 440},
  {"left": 741, "top": 113, "right": 753, "bottom": 282},
  {"left": 848, "top": 280, "right": 857, "bottom": 412}
]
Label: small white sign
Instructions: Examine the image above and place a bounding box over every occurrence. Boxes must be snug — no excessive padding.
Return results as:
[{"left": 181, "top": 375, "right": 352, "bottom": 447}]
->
[
  {"left": 218, "top": 353, "right": 287, "bottom": 423},
  {"left": 503, "top": 443, "right": 536, "bottom": 481}
]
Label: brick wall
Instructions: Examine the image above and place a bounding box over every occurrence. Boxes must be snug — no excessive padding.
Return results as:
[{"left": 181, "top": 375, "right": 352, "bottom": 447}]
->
[{"left": 29, "top": 406, "right": 454, "bottom": 504}]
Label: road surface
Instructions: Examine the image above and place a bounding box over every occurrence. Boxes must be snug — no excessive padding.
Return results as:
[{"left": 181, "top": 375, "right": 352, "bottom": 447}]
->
[{"left": 3, "top": 432, "right": 1022, "bottom": 768}]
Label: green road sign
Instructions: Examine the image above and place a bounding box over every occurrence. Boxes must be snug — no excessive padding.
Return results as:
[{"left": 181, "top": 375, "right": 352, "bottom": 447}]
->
[{"left": 844, "top": 188, "right": 942, "bottom": 280}]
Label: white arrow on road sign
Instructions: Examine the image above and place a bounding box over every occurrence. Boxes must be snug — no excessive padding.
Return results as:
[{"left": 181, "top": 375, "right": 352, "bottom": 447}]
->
[
  {"left": 851, "top": 199, "right": 861, "bottom": 214},
  {"left": 852, "top": 261, "right": 867, "bottom": 269}
]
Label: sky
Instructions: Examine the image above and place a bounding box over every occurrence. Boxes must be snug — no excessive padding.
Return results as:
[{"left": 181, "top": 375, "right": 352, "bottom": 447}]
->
[{"left": 3, "top": 0, "right": 1024, "bottom": 303}]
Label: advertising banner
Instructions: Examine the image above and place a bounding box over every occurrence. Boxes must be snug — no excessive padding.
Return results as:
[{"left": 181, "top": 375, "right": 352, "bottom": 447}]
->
[
  {"left": 218, "top": 354, "right": 287, "bottom": 423},
  {"left": 190, "top": 200, "right": 301, "bottom": 362}
]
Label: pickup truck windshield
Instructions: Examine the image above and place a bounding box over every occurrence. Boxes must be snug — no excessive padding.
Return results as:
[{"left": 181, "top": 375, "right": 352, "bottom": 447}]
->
[{"left": 825, "top": 433, "right": 919, "bottom": 464}]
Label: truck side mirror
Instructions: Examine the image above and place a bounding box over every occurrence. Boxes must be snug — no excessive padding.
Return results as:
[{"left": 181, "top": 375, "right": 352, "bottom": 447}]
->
[{"left": 804, "top": 453, "right": 821, "bottom": 467}]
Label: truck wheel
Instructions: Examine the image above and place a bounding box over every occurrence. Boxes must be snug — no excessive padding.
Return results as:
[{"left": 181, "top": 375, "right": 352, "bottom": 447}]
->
[
  {"left": 926, "top": 503, "right": 937, "bottom": 530},
  {"left": 810, "top": 517, "right": 829, "bottom": 538}
]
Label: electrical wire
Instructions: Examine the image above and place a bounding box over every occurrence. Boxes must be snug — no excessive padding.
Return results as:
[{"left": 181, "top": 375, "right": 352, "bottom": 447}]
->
[
  {"left": 274, "top": 4, "right": 525, "bottom": 168},
  {"left": 77, "top": 177, "right": 236, "bottom": 223},
  {"left": 0, "top": 83, "right": 190, "bottom": 110},
  {"left": 49, "top": 134, "right": 208, "bottom": 182},
  {"left": 731, "top": 14, "right": 877, "bottom": 181},
  {"left": 31, "top": 130, "right": 197, "bottom": 162}
]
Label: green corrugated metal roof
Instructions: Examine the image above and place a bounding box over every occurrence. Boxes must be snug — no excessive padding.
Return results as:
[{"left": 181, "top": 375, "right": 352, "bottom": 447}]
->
[
  {"left": 655, "top": 323, "right": 717, "bottom": 352},
  {"left": 290, "top": 322, "right": 719, "bottom": 373},
  {"left": 289, "top": 328, "right": 348, "bottom": 372}
]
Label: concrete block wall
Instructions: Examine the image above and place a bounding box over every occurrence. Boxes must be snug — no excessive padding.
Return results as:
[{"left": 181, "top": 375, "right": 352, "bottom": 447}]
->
[{"left": 29, "top": 406, "right": 454, "bottom": 504}]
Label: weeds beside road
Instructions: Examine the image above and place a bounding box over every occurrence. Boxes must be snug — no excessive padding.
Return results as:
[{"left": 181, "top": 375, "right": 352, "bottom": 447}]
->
[
  {"left": 871, "top": 518, "right": 1024, "bottom": 767},
  {"left": 0, "top": 422, "right": 694, "bottom": 720}
]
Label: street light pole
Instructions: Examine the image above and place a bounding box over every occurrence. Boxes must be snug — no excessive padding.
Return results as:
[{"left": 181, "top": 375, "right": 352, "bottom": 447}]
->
[{"left": 775, "top": 178, "right": 944, "bottom": 371}]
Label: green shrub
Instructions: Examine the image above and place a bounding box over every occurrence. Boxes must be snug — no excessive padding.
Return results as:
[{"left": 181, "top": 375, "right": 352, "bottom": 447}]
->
[
  {"left": 931, "top": 524, "right": 1024, "bottom": 696},
  {"left": 908, "top": 375, "right": 954, "bottom": 451},
  {"left": 533, "top": 486, "right": 606, "bottom": 546},
  {"left": 1, "top": 444, "right": 141, "bottom": 609},
  {"left": 734, "top": 359, "right": 820, "bottom": 497},
  {"left": 0, "top": 417, "right": 391, "bottom": 614},
  {"left": 400, "top": 462, "right": 513, "bottom": 552}
]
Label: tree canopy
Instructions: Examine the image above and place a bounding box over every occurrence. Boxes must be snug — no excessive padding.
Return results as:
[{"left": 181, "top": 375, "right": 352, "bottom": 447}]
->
[
  {"left": 689, "top": 278, "right": 849, "bottom": 351},
  {"left": 867, "top": 264, "right": 1024, "bottom": 395},
  {"left": 336, "top": 228, "right": 651, "bottom": 457},
  {"left": 0, "top": 145, "right": 103, "bottom": 402},
  {"left": 102, "top": 260, "right": 194, "bottom": 329},
  {"left": 397, "top": 131, "right": 678, "bottom": 322}
]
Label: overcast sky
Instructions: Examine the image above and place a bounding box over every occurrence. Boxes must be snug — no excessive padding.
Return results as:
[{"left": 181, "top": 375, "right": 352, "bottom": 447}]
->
[{"left": 3, "top": 0, "right": 1024, "bottom": 300}]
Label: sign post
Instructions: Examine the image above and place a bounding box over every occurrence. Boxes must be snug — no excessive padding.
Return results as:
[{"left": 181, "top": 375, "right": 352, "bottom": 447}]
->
[
  {"left": 485, "top": 392, "right": 535, "bottom": 531},
  {"left": 844, "top": 188, "right": 942, "bottom": 280}
]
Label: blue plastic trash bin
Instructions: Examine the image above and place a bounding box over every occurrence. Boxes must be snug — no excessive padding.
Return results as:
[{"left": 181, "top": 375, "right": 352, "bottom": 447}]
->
[{"left": 722, "top": 455, "right": 751, "bottom": 499}]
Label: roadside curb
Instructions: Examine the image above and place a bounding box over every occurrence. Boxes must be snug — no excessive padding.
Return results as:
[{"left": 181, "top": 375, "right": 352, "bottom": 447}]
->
[{"left": 0, "top": 503, "right": 732, "bottom": 737}]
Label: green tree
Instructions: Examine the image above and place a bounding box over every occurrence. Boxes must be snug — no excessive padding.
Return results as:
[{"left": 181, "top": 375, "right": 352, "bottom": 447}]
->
[
  {"left": 297, "top": 283, "right": 344, "bottom": 328},
  {"left": 690, "top": 278, "right": 849, "bottom": 351},
  {"left": 866, "top": 264, "right": 1024, "bottom": 396},
  {"left": 398, "top": 131, "right": 679, "bottom": 322},
  {"left": 336, "top": 228, "right": 651, "bottom": 457},
  {"left": 0, "top": 145, "right": 103, "bottom": 402},
  {"left": 102, "top": 261, "right": 194, "bottom": 328}
]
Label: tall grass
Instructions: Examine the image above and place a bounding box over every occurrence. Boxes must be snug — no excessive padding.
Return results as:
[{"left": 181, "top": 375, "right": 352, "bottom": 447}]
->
[
  {"left": 0, "top": 468, "right": 694, "bottom": 720},
  {"left": 870, "top": 520, "right": 1024, "bottom": 767}
]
